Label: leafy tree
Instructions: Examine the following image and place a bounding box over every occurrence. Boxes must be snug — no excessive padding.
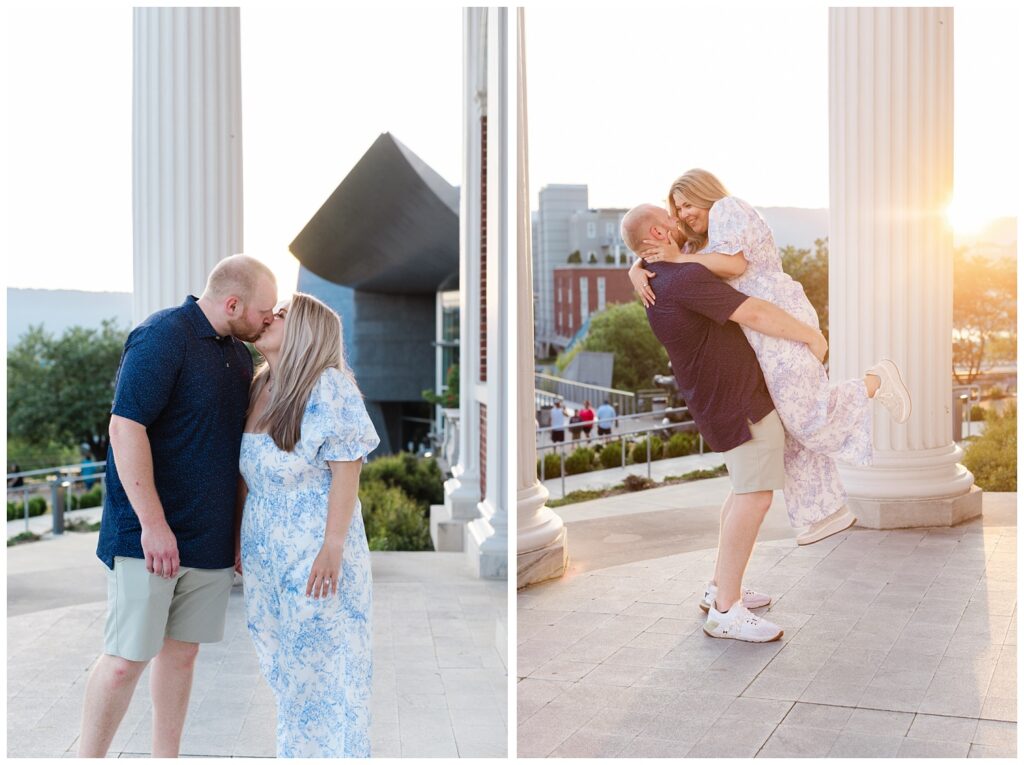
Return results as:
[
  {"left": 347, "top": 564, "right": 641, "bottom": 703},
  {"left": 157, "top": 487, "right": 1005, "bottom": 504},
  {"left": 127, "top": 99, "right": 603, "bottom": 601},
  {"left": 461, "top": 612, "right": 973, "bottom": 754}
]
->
[
  {"left": 567, "top": 250, "right": 582, "bottom": 264},
  {"left": 556, "top": 302, "right": 669, "bottom": 392},
  {"left": 779, "top": 237, "right": 829, "bottom": 341},
  {"left": 8, "top": 320, "right": 127, "bottom": 461},
  {"left": 953, "top": 249, "right": 1016, "bottom": 384},
  {"left": 422, "top": 364, "right": 460, "bottom": 409}
]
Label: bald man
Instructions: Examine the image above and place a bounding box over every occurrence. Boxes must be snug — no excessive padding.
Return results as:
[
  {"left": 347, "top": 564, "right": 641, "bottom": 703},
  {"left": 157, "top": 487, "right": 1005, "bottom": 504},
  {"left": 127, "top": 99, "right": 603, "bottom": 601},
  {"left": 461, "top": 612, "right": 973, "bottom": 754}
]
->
[
  {"left": 79, "top": 255, "right": 278, "bottom": 757},
  {"left": 622, "top": 205, "right": 826, "bottom": 642}
]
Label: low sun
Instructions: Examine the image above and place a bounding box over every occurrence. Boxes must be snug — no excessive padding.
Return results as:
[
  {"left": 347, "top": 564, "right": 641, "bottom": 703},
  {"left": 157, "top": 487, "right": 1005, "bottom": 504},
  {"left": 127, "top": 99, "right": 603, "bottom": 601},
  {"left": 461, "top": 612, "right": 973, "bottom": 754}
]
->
[{"left": 945, "top": 195, "right": 993, "bottom": 237}]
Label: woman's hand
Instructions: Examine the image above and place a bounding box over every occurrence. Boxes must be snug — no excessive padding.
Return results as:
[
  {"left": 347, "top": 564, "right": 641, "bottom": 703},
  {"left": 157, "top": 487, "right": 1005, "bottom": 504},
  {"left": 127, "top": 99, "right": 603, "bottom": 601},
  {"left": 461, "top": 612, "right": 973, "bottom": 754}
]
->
[
  {"left": 629, "top": 258, "right": 657, "bottom": 308},
  {"left": 809, "top": 330, "right": 828, "bottom": 364},
  {"left": 639, "top": 233, "right": 685, "bottom": 264},
  {"left": 306, "top": 539, "right": 344, "bottom": 599}
]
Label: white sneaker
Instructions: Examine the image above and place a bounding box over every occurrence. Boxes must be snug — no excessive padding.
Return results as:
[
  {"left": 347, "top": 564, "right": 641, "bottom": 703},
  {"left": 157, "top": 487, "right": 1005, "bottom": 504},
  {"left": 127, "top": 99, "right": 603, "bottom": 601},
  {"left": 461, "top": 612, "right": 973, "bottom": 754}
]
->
[
  {"left": 866, "top": 359, "right": 912, "bottom": 424},
  {"left": 700, "top": 582, "right": 771, "bottom": 613},
  {"left": 703, "top": 602, "right": 784, "bottom": 643},
  {"left": 796, "top": 506, "right": 857, "bottom": 546}
]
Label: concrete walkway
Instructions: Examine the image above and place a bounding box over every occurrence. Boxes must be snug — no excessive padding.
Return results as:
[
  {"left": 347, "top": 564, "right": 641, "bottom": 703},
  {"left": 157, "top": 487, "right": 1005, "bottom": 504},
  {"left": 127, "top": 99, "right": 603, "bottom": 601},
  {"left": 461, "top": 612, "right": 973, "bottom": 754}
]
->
[
  {"left": 7, "top": 532, "right": 507, "bottom": 758},
  {"left": 518, "top": 492, "right": 1016, "bottom": 758}
]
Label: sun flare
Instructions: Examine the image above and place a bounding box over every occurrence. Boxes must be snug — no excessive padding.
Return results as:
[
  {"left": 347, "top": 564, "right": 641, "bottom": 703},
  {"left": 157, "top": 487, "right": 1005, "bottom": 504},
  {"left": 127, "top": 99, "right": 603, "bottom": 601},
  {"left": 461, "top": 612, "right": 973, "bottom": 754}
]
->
[{"left": 946, "top": 195, "right": 995, "bottom": 237}]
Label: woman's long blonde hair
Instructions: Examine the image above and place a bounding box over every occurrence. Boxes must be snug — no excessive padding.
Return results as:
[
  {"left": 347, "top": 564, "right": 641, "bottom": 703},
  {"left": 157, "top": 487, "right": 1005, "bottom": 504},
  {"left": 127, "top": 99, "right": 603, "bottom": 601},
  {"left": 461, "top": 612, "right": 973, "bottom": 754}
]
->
[
  {"left": 250, "top": 292, "right": 359, "bottom": 453},
  {"left": 667, "top": 169, "right": 730, "bottom": 252}
]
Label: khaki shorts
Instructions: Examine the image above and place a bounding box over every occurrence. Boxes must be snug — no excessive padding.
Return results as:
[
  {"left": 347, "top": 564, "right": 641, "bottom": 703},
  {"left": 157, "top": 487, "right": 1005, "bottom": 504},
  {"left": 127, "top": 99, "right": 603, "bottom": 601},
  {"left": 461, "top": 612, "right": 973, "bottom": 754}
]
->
[
  {"left": 721, "top": 410, "right": 786, "bottom": 494},
  {"left": 104, "top": 556, "right": 234, "bottom": 662}
]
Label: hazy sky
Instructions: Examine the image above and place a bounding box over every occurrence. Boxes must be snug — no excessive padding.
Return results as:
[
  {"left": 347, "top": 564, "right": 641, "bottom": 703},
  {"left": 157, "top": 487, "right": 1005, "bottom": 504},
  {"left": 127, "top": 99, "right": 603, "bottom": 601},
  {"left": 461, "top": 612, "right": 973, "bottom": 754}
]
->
[
  {"left": 5, "top": 5, "right": 461, "bottom": 294},
  {"left": 527, "top": 4, "right": 1021, "bottom": 226},
  {"left": 5, "top": 4, "right": 1019, "bottom": 293}
]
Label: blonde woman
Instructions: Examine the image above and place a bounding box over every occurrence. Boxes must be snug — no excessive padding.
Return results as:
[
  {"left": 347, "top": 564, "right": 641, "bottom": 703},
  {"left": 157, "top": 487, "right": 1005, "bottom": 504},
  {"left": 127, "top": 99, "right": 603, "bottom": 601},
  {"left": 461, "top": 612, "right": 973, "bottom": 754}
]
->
[
  {"left": 237, "top": 292, "right": 379, "bottom": 757},
  {"left": 628, "top": 169, "right": 911, "bottom": 545}
]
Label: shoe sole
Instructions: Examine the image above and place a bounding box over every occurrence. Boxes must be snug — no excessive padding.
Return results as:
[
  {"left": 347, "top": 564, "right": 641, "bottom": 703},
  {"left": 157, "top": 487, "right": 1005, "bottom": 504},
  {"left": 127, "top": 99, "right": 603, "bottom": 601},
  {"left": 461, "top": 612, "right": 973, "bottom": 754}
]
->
[
  {"left": 702, "top": 625, "right": 784, "bottom": 642},
  {"left": 796, "top": 513, "right": 857, "bottom": 546},
  {"left": 699, "top": 598, "right": 772, "bottom": 613},
  {"left": 878, "top": 358, "right": 912, "bottom": 423}
]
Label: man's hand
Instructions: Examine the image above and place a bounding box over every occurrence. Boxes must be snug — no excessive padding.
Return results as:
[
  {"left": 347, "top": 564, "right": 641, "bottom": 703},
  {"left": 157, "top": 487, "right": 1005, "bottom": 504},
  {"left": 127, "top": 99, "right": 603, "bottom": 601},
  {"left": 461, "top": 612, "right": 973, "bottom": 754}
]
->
[
  {"left": 234, "top": 538, "right": 243, "bottom": 575},
  {"left": 629, "top": 259, "right": 658, "bottom": 307},
  {"left": 809, "top": 331, "right": 828, "bottom": 364},
  {"left": 141, "top": 520, "right": 179, "bottom": 578}
]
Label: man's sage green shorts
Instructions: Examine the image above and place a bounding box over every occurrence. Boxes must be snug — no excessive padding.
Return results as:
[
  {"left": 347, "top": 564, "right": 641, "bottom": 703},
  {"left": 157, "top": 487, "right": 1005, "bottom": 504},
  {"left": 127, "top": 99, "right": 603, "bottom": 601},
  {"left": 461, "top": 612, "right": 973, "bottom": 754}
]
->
[
  {"left": 721, "top": 410, "right": 786, "bottom": 494},
  {"left": 104, "top": 556, "right": 234, "bottom": 662}
]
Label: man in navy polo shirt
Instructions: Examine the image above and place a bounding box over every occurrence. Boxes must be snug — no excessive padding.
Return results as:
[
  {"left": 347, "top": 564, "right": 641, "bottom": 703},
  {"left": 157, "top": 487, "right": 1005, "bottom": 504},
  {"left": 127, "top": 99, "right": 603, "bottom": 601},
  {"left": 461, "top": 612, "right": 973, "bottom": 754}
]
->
[
  {"left": 78, "top": 255, "right": 278, "bottom": 757},
  {"left": 622, "top": 205, "right": 827, "bottom": 643}
]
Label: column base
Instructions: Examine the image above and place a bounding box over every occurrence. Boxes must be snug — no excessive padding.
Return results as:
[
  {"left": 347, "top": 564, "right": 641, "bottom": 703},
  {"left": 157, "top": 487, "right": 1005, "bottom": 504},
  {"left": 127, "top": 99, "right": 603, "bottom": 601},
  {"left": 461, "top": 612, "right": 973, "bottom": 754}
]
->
[
  {"left": 517, "top": 527, "right": 568, "bottom": 589},
  {"left": 429, "top": 504, "right": 465, "bottom": 552},
  {"left": 850, "top": 485, "right": 984, "bottom": 529},
  {"left": 465, "top": 508, "right": 508, "bottom": 580},
  {"left": 431, "top": 475, "right": 482, "bottom": 552}
]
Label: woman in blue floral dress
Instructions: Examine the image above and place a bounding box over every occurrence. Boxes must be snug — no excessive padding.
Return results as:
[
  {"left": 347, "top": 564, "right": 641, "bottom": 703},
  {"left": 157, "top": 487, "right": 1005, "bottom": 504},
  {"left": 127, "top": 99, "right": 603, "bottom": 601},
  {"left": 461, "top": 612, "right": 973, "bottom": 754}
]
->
[
  {"left": 629, "top": 169, "right": 912, "bottom": 545},
  {"left": 235, "top": 292, "right": 379, "bottom": 757}
]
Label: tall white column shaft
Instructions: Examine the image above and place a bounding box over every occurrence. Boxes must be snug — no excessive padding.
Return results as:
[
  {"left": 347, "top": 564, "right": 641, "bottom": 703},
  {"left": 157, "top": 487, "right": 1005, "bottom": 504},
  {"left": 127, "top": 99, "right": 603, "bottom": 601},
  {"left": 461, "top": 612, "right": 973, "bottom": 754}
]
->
[
  {"left": 465, "top": 7, "right": 509, "bottom": 579},
  {"left": 443, "top": 7, "right": 484, "bottom": 520},
  {"left": 132, "top": 7, "right": 243, "bottom": 326},
  {"left": 829, "top": 7, "right": 980, "bottom": 526},
  {"left": 516, "top": 8, "right": 568, "bottom": 587}
]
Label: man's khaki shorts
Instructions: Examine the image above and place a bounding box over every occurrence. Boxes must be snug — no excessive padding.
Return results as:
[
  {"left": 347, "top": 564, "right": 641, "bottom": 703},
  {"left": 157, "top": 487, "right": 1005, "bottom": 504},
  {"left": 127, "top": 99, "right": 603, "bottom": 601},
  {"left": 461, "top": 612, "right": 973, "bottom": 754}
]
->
[
  {"left": 721, "top": 410, "right": 786, "bottom": 494},
  {"left": 104, "top": 556, "right": 234, "bottom": 662}
]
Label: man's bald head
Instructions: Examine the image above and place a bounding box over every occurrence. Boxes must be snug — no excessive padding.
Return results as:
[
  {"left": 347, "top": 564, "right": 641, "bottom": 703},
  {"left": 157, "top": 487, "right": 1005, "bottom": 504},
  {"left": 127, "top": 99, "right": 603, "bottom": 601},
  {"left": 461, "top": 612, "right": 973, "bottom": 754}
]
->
[
  {"left": 202, "top": 254, "right": 276, "bottom": 303},
  {"left": 621, "top": 204, "right": 670, "bottom": 254}
]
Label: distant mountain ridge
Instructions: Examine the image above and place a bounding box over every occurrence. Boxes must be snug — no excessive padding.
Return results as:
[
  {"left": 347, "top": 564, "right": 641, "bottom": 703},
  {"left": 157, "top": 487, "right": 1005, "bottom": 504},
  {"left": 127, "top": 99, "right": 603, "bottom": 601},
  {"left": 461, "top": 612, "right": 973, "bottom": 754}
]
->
[{"left": 7, "top": 288, "right": 132, "bottom": 348}]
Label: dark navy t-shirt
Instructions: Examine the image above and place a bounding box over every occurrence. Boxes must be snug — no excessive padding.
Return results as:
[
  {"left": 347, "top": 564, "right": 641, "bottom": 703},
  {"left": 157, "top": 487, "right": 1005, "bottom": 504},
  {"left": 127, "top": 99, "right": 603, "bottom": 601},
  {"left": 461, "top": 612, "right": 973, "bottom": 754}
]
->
[
  {"left": 644, "top": 262, "right": 776, "bottom": 452},
  {"left": 97, "top": 296, "right": 254, "bottom": 570}
]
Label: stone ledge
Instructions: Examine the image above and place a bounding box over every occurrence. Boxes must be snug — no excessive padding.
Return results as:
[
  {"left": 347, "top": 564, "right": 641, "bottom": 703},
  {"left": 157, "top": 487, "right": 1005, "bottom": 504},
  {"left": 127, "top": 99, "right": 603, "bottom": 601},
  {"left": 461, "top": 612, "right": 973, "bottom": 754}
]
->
[{"left": 850, "top": 485, "right": 984, "bottom": 529}]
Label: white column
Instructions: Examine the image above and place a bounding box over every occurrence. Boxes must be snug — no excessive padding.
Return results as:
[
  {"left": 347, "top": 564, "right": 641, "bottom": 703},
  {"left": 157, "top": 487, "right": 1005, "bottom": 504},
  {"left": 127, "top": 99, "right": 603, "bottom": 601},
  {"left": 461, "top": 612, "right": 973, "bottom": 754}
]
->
[
  {"left": 829, "top": 7, "right": 981, "bottom": 528},
  {"left": 432, "top": 8, "right": 485, "bottom": 552},
  {"left": 132, "top": 7, "right": 243, "bottom": 326},
  {"left": 465, "top": 7, "right": 509, "bottom": 579},
  {"left": 516, "top": 8, "right": 568, "bottom": 587}
]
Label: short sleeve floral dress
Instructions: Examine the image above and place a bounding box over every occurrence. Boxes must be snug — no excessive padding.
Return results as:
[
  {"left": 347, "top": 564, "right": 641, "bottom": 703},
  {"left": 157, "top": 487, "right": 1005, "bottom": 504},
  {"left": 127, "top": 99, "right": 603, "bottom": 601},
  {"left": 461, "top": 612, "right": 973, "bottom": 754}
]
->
[{"left": 240, "top": 366, "right": 380, "bottom": 757}]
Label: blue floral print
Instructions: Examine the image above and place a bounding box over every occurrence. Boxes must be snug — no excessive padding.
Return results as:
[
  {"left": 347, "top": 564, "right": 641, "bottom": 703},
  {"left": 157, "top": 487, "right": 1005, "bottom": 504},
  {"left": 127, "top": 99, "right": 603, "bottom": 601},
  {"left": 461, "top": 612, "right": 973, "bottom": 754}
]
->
[
  {"left": 240, "top": 367, "right": 380, "bottom": 757},
  {"left": 703, "top": 196, "right": 873, "bottom": 527}
]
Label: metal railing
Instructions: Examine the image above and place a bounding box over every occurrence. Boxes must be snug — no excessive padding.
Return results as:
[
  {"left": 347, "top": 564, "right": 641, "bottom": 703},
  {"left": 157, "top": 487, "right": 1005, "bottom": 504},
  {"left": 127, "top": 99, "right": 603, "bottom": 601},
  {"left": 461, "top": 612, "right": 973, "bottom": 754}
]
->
[
  {"left": 535, "top": 372, "right": 637, "bottom": 416},
  {"left": 536, "top": 407, "right": 705, "bottom": 498},
  {"left": 6, "top": 461, "right": 106, "bottom": 536}
]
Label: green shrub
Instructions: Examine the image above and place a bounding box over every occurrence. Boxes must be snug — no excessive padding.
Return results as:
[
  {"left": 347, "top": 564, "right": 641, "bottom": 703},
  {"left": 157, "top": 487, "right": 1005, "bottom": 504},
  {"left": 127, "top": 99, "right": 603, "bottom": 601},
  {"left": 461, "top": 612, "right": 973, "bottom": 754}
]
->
[
  {"left": 666, "top": 431, "right": 700, "bottom": 458},
  {"left": 361, "top": 452, "right": 443, "bottom": 509},
  {"left": 599, "top": 441, "right": 624, "bottom": 469},
  {"left": 7, "top": 496, "right": 47, "bottom": 522},
  {"left": 70, "top": 486, "right": 104, "bottom": 510},
  {"left": 630, "top": 436, "right": 664, "bottom": 464},
  {"left": 969, "top": 404, "right": 986, "bottom": 422},
  {"left": 358, "top": 481, "right": 433, "bottom": 551},
  {"left": 962, "top": 404, "right": 1016, "bottom": 492},
  {"left": 538, "top": 453, "right": 563, "bottom": 479},
  {"left": 564, "top": 447, "right": 596, "bottom": 476}
]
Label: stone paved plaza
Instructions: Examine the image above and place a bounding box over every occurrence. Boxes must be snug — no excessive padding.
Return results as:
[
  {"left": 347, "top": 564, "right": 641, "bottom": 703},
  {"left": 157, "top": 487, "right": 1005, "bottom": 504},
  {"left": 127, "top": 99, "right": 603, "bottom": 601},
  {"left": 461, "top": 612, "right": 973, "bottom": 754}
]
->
[
  {"left": 518, "top": 493, "right": 1016, "bottom": 758},
  {"left": 7, "top": 533, "right": 507, "bottom": 758}
]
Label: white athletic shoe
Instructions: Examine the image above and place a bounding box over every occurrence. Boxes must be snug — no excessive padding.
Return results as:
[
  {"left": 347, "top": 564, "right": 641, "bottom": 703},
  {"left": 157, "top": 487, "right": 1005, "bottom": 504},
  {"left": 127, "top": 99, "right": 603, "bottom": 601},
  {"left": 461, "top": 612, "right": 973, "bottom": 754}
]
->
[
  {"left": 796, "top": 506, "right": 857, "bottom": 546},
  {"left": 703, "top": 602, "right": 784, "bottom": 643},
  {"left": 866, "top": 359, "right": 912, "bottom": 424},
  {"left": 700, "top": 582, "right": 771, "bottom": 613}
]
